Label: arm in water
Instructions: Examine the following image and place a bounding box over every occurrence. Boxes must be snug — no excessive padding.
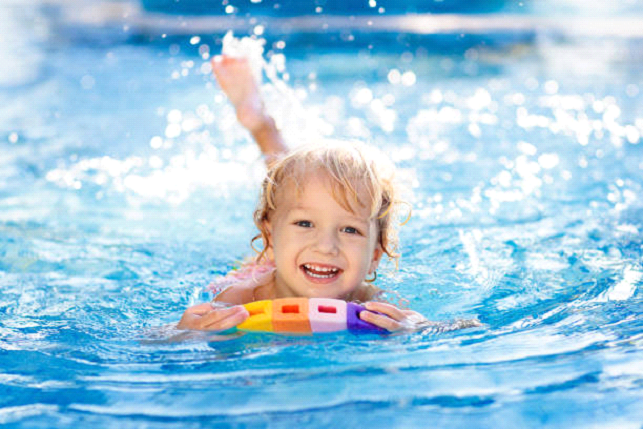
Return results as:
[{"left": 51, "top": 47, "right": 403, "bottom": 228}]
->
[
  {"left": 177, "top": 302, "right": 249, "bottom": 331},
  {"left": 361, "top": 301, "right": 482, "bottom": 333}
]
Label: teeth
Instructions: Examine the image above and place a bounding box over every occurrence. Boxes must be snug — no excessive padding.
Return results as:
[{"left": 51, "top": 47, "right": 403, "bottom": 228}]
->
[
  {"left": 303, "top": 264, "right": 339, "bottom": 273},
  {"left": 308, "top": 272, "right": 334, "bottom": 279}
]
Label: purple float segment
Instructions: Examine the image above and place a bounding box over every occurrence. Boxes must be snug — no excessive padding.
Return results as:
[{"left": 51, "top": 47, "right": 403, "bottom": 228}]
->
[
  {"left": 346, "top": 302, "right": 388, "bottom": 334},
  {"left": 308, "top": 298, "right": 348, "bottom": 333}
]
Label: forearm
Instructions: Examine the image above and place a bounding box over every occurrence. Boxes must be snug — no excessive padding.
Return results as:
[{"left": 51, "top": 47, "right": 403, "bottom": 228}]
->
[{"left": 249, "top": 116, "right": 288, "bottom": 167}]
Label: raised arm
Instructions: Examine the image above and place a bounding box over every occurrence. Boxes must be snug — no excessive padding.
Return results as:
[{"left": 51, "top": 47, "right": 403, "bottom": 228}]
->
[{"left": 211, "top": 55, "right": 288, "bottom": 166}]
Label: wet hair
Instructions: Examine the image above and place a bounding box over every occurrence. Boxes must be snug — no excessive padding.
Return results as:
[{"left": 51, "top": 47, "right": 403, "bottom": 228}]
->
[{"left": 251, "top": 140, "right": 408, "bottom": 268}]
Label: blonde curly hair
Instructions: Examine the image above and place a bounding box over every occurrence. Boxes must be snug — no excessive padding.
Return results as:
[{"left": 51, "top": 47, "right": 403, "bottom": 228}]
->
[{"left": 251, "top": 140, "right": 408, "bottom": 268}]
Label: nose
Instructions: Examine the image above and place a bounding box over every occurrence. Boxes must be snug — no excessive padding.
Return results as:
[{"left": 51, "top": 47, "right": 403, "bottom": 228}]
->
[{"left": 313, "top": 228, "right": 339, "bottom": 255}]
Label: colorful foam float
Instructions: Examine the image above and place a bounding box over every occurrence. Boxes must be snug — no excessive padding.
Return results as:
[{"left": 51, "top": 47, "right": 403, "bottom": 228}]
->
[{"left": 237, "top": 298, "right": 387, "bottom": 334}]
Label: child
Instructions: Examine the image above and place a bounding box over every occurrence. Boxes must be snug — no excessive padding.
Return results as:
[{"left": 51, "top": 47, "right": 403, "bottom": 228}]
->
[{"left": 177, "top": 55, "right": 462, "bottom": 333}]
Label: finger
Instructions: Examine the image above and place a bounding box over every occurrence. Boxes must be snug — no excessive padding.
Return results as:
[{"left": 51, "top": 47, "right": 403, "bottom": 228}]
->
[
  {"left": 198, "top": 305, "right": 244, "bottom": 325},
  {"left": 363, "top": 302, "right": 406, "bottom": 322},
  {"left": 189, "top": 302, "right": 219, "bottom": 316},
  {"left": 201, "top": 306, "right": 248, "bottom": 330},
  {"left": 177, "top": 312, "right": 200, "bottom": 330},
  {"left": 359, "top": 310, "right": 403, "bottom": 332},
  {"left": 205, "top": 307, "right": 249, "bottom": 332}
]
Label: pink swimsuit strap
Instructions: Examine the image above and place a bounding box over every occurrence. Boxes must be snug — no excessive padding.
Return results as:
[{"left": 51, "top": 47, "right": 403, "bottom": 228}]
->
[{"left": 207, "top": 259, "right": 276, "bottom": 296}]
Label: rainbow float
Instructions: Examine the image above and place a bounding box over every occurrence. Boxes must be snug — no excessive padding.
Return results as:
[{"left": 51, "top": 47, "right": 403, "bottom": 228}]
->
[{"left": 237, "top": 298, "right": 387, "bottom": 334}]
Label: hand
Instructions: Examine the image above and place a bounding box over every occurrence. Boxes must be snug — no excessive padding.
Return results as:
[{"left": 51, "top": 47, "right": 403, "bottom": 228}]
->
[
  {"left": 177, "top": 303, "right": 249, "bottom": 331},
  {"left": 359, "top": 302, "right": 427, "bottom": 333},
  {"left": 211, "top": 55, "right": 268, "bottom": 132}
]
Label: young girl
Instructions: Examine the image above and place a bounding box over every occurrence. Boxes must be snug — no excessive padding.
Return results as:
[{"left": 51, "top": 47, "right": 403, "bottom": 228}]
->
[{"left": 177, "top": 55, "right": 436, "bottom": 333}]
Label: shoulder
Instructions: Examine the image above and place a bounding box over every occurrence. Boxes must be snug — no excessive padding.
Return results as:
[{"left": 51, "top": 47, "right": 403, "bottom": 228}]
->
[
  {"left": 215, "top": 284, "right": 255, "bottom": 305},
  {"left": 347, "top": 283, "right": 383, "bottom": 303},
  {"left": 209, "top": 259, "right": 276, "bottom": 305}
]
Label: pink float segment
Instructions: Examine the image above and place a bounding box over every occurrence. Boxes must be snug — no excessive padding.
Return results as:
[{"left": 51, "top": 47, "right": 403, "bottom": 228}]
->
[{"left": 308, "top": 298, "right": 348, "bottom": 332}]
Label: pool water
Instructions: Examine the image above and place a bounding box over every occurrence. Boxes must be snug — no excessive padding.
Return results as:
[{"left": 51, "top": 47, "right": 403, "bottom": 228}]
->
[{"left": 1, "top": 2, "right": 642, "bottom": 428}]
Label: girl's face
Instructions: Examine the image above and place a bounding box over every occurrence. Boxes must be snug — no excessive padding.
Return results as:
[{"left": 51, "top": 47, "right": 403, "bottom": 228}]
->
[{"left": 265, "top": 173, "right": 383, "bottom": 300}]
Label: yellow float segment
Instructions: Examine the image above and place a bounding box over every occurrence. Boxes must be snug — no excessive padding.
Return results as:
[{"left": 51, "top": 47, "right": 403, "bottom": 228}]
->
[{"left": 238, "top": 300, "right": 274, "bottom": 332}]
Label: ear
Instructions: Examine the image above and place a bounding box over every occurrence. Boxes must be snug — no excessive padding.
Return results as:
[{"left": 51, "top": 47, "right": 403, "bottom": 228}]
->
[
  {"left": 263, "top": 220, "right": 273, "bottom": 248},
  {"left": 369, "top": 244, "right": 383, "bottom": 273}
]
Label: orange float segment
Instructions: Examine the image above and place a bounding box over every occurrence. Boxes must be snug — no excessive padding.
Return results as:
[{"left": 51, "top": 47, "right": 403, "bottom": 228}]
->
[
  {"left": 272, "top": 298, "right": 312, "bottom": 334},
  {"left": 238, "top": 300, "right": 274, "bottom": 332}
]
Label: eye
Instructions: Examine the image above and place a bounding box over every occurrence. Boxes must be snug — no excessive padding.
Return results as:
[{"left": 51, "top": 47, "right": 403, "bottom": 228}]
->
[
  {"left": 295, "top": 220, "right": 313, "bottom": 228},
  {"left": 342, "top": 226, "right": 362, "bottom": 235}
]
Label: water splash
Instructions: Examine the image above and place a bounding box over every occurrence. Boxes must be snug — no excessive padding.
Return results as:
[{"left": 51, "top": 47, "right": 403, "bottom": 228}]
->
[
  {"left": 43, "top": 32, "right": 336, "bottom": 204},
  {"left": 221, "top": 32, "right": 333, "bottom": 147}
]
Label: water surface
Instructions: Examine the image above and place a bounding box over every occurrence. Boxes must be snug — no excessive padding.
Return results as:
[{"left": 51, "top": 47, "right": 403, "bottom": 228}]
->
[{"left": 1, "top": 2, "right": 642, "bottom": 427}]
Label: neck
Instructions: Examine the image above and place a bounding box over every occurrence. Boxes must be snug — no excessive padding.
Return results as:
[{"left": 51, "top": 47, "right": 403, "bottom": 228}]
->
[{"left": 273, "top": 271, "right": 298, "bottom": 299}]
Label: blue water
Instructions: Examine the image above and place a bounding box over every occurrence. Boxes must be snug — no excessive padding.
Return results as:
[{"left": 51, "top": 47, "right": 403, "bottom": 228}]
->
[
  {"left": 140, "top": 0, "right": 510, "bottom": 15},
  {"left": 1, "top": 2, "right": 643, "bottom": 428}
]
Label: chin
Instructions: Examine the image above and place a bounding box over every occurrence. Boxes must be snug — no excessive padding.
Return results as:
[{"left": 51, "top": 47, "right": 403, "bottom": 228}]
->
[{"left": 304, "top": 289, "right": 341, "bottom": 300}]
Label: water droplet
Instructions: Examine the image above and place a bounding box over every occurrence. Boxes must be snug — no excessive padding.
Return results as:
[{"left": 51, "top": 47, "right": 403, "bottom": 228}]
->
[
  {"left": 387, "top": 69, "right": 401, "bottom": 85},
  {"left": 199, "top": 44, "right": 210, "bottom": 56},
  {"left": 165, "top": 124, "right": 181, "bottom": 139},
  {"left": 200, "top": 62, "right": 212, "bottom": 74},
  {"left": 150, "top": 136, "right": 163, "bottom": 149},
  {"left": 517, "top": 141, "right": 537, "bottom": 156},
  {"left": 468, "top": 123, "right": 481, "bottom": 138},
  {"left": 512, "top": 93, "right": 525, "bottom": 105},
  {"left": 167, "top": 109, "right": 182, "bottom": 123},
  {"left": 625, "top": 125, "right": 640, "bottom": 144},
  {"left": 401, "top": 71, "right": 416, "bottom": 86},
  {"left": 538, "top": 153, "right": 559, "bottom": 169},
  {"left": 80, "top": 75, "right": 95, "bottom": 90},
  {"left": 382, "top": 93, "right": 395, "bottom": 106},
  {"left": 544, "top": 80, "right": 559, "bottom": 95},
  {"left": 353, "top": 87, "right": 373, "bottom": 105}
]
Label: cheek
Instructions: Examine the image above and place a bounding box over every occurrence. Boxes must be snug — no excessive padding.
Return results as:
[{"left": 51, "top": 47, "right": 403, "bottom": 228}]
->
[
  {"left": 273, "top": 230, "right": 297, "bottom": 257},
  {"left": 346, "top": 240, "right": 372, "bottom": 263}
]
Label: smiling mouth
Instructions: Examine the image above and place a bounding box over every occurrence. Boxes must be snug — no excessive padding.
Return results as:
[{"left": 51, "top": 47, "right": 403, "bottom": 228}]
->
[{"left": 301, "top": 263, "right": 342, "bottom": 280}]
